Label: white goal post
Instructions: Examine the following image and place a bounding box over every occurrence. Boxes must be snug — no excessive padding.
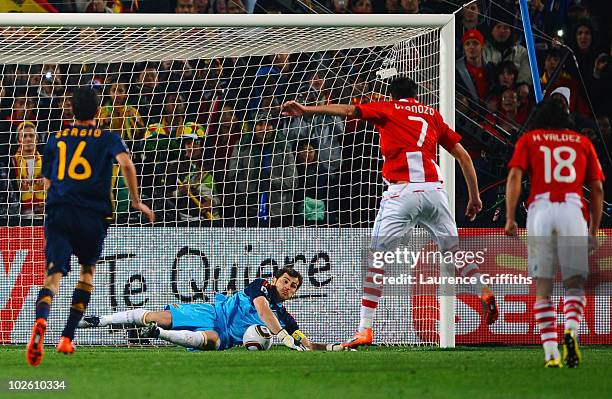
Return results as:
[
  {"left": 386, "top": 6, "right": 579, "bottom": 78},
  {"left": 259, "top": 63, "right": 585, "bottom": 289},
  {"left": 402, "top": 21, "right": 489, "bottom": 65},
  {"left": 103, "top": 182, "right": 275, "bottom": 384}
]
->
[{"left": 0, "top": 13, "right": 456, "bottom": 347}]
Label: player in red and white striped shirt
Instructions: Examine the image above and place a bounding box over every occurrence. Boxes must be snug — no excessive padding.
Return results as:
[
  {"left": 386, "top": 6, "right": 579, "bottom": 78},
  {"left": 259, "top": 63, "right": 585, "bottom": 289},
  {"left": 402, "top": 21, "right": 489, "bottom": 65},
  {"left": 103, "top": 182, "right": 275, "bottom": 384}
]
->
[
  {"left": 505, "top": 98, "right": 604, "bottom": 368},
  {"left": 283, "top": 77, "right": 498, "bottom": 348}
]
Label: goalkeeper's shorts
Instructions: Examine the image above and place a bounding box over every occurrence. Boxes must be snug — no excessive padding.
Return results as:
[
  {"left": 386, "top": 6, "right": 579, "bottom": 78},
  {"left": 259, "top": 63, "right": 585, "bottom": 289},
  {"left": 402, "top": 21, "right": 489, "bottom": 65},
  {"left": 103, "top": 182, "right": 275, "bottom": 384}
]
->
[{"left": 164, "top": 303, "right": 229, "bottom": 349}]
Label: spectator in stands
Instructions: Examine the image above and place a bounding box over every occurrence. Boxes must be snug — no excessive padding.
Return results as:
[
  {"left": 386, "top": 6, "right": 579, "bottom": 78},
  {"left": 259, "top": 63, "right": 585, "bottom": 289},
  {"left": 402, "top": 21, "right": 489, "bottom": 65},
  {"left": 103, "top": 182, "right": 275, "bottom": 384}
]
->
[
  {"left": 521, "top": 0, "right": 554, "bottom": 55},
  {"left": 352, "top": 0, "right": 373, "bottom": 13},
  {"left": 99, "top": 81, "right": 146, "bottom": 142},
  {"left": 161, "top": 93, "right": 187, "bottom": 136},
  {"left": 456, "top": 1, "right": 487, "bottom": 58},
  {"left": 329, "top": 0, "right": 350, "bottom": 13},
  {"left": 12, "top": 122, "right": 45, "bottom": 217},
  {"left": 567, "top": 18, "right": 602, "bottom": 113},
  {"left": 456, "top": 29, "right": 490, "bottom": 115},
  {"left": 482, "top": 19, "right": 532, "bottom": 87},
  {"left": 285, "top": 99, "right": 342, "bottom": 175},
  {"left": 0, "top": 96, "right": 37, "bottom": 158},
  {"left": 486, "top": 60, "right": 519, "bottom": 112},
  {"left": 227, "top": 0, "right": 247, "bottom": 13},
  {"left": 591, "top": 47, "right": 612, "bottom": 119},
  {"left": 169, "top": 132, "right": 220, "bottom": 222},
  {"left": 206, "top": 102, "right": 243, "bottom": 182},
  {"left": 548, "top": 86, "right": 594, "bottom": 132},
  {"left": 86, "top": 0, "right": 114, "bottom": 12},
  {"left": 400, "top": 0, "right": 419, "bottom": 13},
  {"left": 293, "top": 140, "right": 329, "bottom": 225},
  {"left": 385, "top": 0, "right": 399, "bottom": 13},
  {"left": 131, "top": 64, "right": 164, "bottom": 124},
  {"left": 482, "top": 87, "right": 525, "bottom": 141},
  {"left": 176, "top": 0, "right": 197, "bottom": 13},
  {"left": 227, "top": 113, "right": 296, "bottom": 227},
  {"left": 194, "top": 0, "right": 210, "bottom": 12},
  {"left": 539, "top": 48, "right": 590, "bottom": 117}
]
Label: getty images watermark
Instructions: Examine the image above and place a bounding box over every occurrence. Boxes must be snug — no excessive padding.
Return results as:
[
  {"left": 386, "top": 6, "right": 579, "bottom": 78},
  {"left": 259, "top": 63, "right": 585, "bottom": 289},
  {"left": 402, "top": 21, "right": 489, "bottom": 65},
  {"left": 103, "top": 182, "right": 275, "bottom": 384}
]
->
[{"left": 369, "top": 247, "right": 533, "bottom": 286}]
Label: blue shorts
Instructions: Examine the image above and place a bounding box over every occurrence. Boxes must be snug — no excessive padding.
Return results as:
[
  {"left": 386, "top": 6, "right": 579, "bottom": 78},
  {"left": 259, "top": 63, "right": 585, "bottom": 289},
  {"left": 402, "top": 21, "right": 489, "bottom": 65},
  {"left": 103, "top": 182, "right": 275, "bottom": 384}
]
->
[
  {"left": 44, "top": 205, "right": 109, "bottom": 276},
  {"left": 164, "top": 303, "right": 230, "bottom": 349}
]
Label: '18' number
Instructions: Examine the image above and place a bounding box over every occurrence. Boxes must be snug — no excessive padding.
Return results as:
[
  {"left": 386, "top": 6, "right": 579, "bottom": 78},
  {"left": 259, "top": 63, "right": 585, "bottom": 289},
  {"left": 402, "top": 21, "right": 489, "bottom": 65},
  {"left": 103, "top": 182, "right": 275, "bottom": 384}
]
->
[{"left": 539, "top": 145, "right": 576, "bottom": 183}]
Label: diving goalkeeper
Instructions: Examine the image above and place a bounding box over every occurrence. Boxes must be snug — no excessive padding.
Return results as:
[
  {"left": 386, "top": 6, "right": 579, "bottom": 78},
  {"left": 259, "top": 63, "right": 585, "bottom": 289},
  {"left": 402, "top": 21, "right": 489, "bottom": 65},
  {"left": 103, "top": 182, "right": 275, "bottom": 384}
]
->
[{"left": 79, "top": 267, "right": 341, "bottom": 351}]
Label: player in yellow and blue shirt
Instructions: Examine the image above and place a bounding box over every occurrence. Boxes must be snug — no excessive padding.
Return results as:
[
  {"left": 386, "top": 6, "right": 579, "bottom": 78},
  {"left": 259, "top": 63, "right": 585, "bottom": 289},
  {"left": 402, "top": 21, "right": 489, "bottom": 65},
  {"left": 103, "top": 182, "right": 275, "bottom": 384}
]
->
[
  {"left": 79, "top": 267, "right": 344, "bottom": 351},
  {"left": 26, "top": 87, "right": 155, "bottom": 367}
]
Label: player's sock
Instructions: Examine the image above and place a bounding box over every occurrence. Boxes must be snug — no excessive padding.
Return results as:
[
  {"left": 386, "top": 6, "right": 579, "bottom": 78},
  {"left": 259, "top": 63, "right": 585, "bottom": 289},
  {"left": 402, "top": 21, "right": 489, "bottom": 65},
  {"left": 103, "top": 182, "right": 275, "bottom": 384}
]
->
[
  {"left": 35, "top": 287, "right": 55, "bottom": 321},
  {"left": 458, "top": 263, "right": 486, "bottom": 294},
  {"left": 61, "top": 281, "right": 93, "bottom": 340},
  {"left": 359, "top": 258, "right": 384, "bottom": 332},
  {"left": 563, "top": 289, "right": 586, "bottom": 334},
  {"left": 158, "top": 328, "right": 206, "bottom": 349},
  {"left": 99, "top": 308, "right": 148, "bottom": 327},
  {"left": 534, "top": 298, "right": 560, "bottom": 361}
]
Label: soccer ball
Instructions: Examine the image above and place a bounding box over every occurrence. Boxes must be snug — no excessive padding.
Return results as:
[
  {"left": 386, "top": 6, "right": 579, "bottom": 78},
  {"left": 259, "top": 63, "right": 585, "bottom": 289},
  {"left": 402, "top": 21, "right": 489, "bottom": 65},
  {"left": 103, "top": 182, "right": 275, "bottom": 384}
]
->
[{"left": 243, "top": 325, "right": 272, "bottom": 351}]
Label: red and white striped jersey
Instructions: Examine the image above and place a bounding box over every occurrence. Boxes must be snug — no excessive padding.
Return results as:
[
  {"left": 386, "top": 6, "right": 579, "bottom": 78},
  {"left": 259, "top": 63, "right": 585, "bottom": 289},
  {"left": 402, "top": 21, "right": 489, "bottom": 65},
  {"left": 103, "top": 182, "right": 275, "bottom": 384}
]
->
[
  {"left": 355, "top": 99, "right": 461, "bottom": 183},
  {"left": 508, "top": 128, "right": 604, "bottom": 207}
]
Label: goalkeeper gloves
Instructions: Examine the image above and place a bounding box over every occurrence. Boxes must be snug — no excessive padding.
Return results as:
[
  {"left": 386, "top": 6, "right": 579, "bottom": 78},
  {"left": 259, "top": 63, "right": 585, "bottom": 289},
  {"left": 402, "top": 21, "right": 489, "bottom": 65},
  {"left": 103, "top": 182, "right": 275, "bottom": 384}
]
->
[{"left": 277, "top": 329, "right": 305, "bottom": 351}]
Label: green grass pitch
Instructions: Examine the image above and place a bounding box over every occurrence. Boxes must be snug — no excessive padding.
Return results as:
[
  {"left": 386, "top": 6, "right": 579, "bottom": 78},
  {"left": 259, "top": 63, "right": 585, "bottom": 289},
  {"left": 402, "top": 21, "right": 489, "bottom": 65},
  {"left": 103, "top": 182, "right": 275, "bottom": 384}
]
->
[{"left": 2, "top": 345, "right": 612, "bottom": 399}]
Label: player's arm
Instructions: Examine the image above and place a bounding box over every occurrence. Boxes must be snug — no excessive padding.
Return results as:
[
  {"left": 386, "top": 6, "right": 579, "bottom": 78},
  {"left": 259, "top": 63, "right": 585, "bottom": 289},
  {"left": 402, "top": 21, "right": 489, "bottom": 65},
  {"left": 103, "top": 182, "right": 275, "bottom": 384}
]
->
[
  {"left": 300, "top": 336, "right": 345, "bottom": 351},
  {"left": 504, "top": 167, "right": 523, "bottom": 236},
  {"left": 282, "top": 100, "right": 358, "bottom": 119},
  {"left": 449, "top": 143, "right": 482, "bottom": 221},
  {"left": 587, "top": 179, "right": 604, "bottom": 250},
  {"left": 115, "top": 152, "right": 155, "bottom": 223},
  {"left": 253, "top": 296, "right": 303, "bottom": 350}
]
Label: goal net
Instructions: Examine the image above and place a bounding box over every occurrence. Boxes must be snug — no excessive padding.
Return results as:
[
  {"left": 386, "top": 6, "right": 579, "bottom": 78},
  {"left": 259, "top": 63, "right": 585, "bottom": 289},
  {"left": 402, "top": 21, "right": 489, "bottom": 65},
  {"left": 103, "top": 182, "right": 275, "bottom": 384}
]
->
[{"left": 0, "top": 14, "right": 457, "bottom": 347}]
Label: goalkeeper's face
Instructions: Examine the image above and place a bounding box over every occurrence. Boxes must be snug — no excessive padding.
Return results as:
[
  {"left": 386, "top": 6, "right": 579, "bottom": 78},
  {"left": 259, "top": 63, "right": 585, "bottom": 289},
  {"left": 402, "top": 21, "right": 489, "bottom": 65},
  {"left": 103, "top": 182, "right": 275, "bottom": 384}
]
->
[{"left": 272, "top": 273, "right": 300, "bottom": 301}]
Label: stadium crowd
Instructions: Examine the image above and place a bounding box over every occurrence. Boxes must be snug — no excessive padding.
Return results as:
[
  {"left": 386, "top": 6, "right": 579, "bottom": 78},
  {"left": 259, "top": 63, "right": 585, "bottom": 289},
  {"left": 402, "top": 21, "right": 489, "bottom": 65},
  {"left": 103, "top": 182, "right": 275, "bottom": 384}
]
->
[{"left": 0, "top": 0, "right": 610, "bottom": 228}]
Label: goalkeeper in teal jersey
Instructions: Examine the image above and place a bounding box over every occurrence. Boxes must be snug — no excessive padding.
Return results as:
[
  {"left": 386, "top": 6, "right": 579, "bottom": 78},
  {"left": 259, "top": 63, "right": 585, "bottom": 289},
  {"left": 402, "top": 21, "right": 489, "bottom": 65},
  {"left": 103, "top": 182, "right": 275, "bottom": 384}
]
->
[{"left": 79, "top": 267, "right": 341, "bottom": 351}]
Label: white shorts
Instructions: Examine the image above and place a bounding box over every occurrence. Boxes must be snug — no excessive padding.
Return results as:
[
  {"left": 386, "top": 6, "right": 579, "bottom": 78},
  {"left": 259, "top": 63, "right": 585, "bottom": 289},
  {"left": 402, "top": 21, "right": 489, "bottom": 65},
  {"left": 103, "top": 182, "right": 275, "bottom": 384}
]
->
[
  {"left": 370, "top": 182, "right": 458, "bottom": 251},
  {"left": 526, "top": 194, "right": 589, "bottom": 280}
]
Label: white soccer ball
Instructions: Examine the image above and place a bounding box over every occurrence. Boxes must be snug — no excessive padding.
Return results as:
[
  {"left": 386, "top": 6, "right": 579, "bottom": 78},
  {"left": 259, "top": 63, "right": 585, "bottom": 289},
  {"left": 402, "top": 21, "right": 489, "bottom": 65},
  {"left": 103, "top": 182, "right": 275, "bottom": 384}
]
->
[{"left": 243, "top": 325, "right": 272, "bottom": 351}]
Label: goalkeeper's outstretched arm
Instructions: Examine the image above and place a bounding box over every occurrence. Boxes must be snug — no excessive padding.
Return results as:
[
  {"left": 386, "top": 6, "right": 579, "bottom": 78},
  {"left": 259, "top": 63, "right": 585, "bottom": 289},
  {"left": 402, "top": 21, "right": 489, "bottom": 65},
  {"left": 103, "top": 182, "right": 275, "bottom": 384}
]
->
[{"left": 282, "top": 100, "right": 358, "bottom": 119}]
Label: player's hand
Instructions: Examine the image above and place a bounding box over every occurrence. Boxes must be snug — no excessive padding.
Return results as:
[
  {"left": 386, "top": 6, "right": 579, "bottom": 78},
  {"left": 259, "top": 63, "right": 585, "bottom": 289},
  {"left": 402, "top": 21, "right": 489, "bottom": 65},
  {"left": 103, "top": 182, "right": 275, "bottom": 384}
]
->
[
  {"left": 132, "top": 201, "right": 155, "bottom": 223},
  {"left": 588, "top": 234, "right": 599, "bottom": 252},
  {"left": 465, "top": 197, "right": 482, "bottom": 221},
  {"left": 505, "top": 219, "right": 518, "bottom": 236},
  {"left": 281, "top": 100, "right": 307, "bottom": 117},
  {"left": 277, "top": 329, "right": 302, "bottom": 350}
]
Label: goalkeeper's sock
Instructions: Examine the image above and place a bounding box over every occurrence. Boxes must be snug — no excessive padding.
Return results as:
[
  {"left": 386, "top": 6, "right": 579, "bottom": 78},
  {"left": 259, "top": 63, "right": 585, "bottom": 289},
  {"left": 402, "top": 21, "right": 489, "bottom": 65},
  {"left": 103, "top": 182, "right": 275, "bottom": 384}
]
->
[
  {"left": 563, "top": 290, "right": 586, "bottom": 334},
  {"left": 35, "top": 287, "right": 55, "bottom": 321},
  {"left": 458, "top": 263, "right": 486, "bottom": 294},
  {"left": 99, "top": 308, "right": 148, "bottom": 327},
  {"left": 534, "top": 298, "right": 560, "bottom": 361},
  {"left": 158, "top": 328, "right": 206, "bottom": 349},
  {"left": 61, "top": 281, "right": 93, "bottom": 340}
]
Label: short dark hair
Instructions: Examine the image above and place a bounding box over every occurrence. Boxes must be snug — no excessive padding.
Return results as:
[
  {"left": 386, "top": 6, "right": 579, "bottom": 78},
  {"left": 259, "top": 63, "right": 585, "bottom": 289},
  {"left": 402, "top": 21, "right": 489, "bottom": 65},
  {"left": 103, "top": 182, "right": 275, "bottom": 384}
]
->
[
  {"left": 388, "top": 77, "right": 418, "bottom": 100},
  {"left": 527, "top": 98, "right": 574, "bottom": 131},
  {"left": 72, "top": 87, "right": 99, "bottom": 121},
  {"left": 274, "top": 266, "right": 303, "bottom": 289}
]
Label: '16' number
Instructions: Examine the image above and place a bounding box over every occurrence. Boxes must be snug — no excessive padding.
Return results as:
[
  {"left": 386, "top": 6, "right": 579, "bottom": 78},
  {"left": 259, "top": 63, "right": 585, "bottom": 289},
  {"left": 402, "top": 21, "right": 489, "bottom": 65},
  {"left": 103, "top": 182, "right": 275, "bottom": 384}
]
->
[{"left": 57, "top": 141, "right": 92, "bottom": 180}]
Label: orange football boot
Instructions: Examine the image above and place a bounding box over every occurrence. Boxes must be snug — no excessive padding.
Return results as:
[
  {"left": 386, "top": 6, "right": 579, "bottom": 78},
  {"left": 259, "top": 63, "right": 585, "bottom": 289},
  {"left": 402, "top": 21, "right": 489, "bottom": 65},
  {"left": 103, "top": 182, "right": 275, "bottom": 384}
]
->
[
  {"left": 482, "top": 290, "right": 499, "bottom": 325},
  {"left": 56, "top": 336, "right": 75, "bottom": 354},
  {"left": 342, "top": 328, "right": 373, "bottom": 348},
  {"left": 26, "top": 318, "right": 47, "bottom": 367}
]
